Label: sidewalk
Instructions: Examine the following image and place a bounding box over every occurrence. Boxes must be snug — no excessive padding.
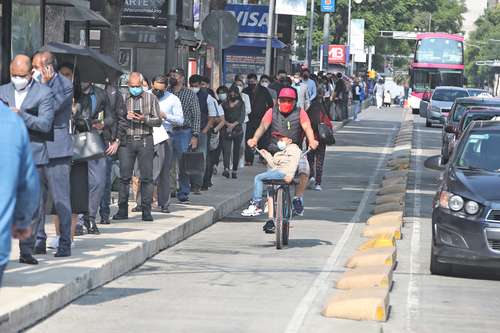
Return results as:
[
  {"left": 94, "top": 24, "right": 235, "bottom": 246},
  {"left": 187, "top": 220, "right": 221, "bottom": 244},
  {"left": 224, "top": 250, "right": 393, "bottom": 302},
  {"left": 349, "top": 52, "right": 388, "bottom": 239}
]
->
[{"left": 0, "top": 165, "right": 264, "bottom": 333}]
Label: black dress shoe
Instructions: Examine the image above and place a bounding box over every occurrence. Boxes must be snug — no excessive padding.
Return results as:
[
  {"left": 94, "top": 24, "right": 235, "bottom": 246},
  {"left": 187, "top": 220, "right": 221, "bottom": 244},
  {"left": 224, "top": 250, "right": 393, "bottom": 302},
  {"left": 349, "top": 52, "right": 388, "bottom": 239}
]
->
[
  {"left": 201, "top": 186, "right": 209, "bottom": 191},
  {"left": 131, "top": 205, "right": 142, "bottom": 212},
  {"left": 75, "top": 224, "right": 85, "bottom": 236},
  {"left": 222, "top": 169, "right": 230, "bottom": 178},
  {"left": 54, "top": 249, "right": 71, "bottom": 257},
  {"left": 100, "top": 217, "right": 111, "bottom": 225},
  {"left": 192, "top": 187, "right": 201, "bottom": 195},
  {"left": 34, "top": 242, "right": 47, "bottom": 255},
  {"left": 142, "top": 212, "right": 154, "bottom": 221},
  {"left": 232, "top": 172, "right": 237, "bottom": 179},
  {"left": 19, "top": 255, "right": 38, "bottom": 265},
  {"left": 113, "top": 211, "right": 129, "bottom": 220},
  {"left": 160, "top": 206, "right": 170, "bottom": 214}
]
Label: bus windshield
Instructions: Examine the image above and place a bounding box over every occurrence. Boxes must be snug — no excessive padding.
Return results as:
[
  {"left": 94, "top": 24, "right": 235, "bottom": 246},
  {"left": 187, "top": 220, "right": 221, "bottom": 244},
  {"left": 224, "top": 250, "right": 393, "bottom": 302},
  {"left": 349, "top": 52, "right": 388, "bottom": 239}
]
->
[
  {"left": 412, "top": 69, "right": 464, "bottom": 91},
  {"left": 416, "top": 38, "right": 463, "bottom": 65}
]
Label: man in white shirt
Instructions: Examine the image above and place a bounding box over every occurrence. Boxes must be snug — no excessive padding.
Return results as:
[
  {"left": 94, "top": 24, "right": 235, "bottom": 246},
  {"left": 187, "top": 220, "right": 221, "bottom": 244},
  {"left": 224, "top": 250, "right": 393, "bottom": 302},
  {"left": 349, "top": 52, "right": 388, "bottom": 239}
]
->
[{"left": 152, "top": 75, "right": 184, "bottom": 213}]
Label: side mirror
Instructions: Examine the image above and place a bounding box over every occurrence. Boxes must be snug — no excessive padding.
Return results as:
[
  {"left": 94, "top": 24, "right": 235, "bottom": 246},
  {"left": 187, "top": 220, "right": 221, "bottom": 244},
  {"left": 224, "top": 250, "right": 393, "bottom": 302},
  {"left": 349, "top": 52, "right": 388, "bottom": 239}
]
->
[{"left": 445, "top": 125, "right": 456, "bottom": 134}]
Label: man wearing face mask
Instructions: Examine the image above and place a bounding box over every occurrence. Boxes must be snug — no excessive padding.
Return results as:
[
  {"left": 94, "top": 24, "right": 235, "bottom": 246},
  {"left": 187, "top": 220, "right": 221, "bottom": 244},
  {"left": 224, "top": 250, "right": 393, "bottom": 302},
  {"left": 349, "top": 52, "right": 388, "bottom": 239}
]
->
[
  {"left": 114, "top": 72, "right": 162, "bottom": 221},
  {"left": 167, "top": 68, "right": 201, "bottom": 203},
  {"left": 0, "top": 54, "right": 55, "bottom": 265},
  {"left": 269, "top": 69, "right": 288, "bottom": 96},
  {"left": 292, "top": 72, "right": 310, "bottom": 111},
  {"left": 152, "top": 75, "right": 183, "bottom": 213},
  {"left": 73, "top": 79, "right": 118, "bottom": 233},
  {"left": 247, "top": 87, "right": 319, "bottom": 217},
  {"left": 243, "top": 73, "right": 274, "bottom": 166},
  {"left": 30, "top": 51, "right": 73, "bottom": 257},
  {"left": 301, "top": 69, "right": 317, "bottom": 102}
]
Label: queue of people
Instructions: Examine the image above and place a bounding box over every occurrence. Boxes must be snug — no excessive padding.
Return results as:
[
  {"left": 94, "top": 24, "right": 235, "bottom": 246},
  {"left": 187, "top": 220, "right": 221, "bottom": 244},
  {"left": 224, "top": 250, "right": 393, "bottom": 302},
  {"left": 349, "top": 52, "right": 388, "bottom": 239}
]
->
[{"left": 0, "top": 54, "right": 356, "bottom": 285}]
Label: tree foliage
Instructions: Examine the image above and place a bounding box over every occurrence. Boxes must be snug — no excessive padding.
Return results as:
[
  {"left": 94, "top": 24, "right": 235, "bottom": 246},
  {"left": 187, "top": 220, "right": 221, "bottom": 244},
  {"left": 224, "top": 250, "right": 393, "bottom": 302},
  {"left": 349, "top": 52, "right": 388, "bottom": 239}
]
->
[
  {"left": 465, "top": 5, "right": 500, "bottom": 87},
  {"left": 294, "top": 0, "right": 466, "bottom": 71}
]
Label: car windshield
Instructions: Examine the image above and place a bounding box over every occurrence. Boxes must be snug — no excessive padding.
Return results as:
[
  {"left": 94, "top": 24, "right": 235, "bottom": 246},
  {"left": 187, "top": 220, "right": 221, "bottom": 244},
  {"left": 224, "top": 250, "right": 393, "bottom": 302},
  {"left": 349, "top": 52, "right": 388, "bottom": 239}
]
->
[
  {"left": 456, "top": 132, "right": 500, "bottom": 171},
  {"left": 453, "top": 103, "right": 500, "bottom": 122},
  {"left": 468, "top": 89, "right": 486, "bottom": 97},
  {"left": 416, "top": 38, "right": 463, "bottom": 65},
  {"left": 432, "top": 89, "right": 468, "bottom": 102},
  {"left": 461, "top": 113, "right": 500, "bottom": 130}
]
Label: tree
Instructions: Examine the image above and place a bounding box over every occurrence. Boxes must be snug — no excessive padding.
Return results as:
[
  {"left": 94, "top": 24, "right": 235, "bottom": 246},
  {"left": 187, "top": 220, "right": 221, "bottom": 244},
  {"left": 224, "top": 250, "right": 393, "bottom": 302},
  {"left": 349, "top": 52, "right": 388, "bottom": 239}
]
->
[
  {"left": 465, "top": 6, "right": 500, "bottom": 87},
  {"left": 100, "top": 0, "right": 125, "bottom": 62},
  {"left": 294, "top": 0, "right": 466, "bottom": 71}
]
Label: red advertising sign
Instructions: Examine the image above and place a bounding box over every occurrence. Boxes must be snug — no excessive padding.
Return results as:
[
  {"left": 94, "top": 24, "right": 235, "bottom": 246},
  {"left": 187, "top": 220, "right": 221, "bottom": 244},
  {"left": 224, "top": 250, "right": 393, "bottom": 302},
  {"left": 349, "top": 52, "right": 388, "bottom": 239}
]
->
[{"left": 328, "top": 45, "right": 346, "bottom": 64}]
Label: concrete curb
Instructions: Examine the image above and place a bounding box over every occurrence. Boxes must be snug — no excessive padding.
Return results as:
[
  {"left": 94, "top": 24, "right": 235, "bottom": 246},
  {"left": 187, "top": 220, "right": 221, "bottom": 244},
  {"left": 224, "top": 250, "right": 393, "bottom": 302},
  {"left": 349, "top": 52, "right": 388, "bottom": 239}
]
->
[{"left": 1, "top": 184, "right": 254, "bottom": 333}]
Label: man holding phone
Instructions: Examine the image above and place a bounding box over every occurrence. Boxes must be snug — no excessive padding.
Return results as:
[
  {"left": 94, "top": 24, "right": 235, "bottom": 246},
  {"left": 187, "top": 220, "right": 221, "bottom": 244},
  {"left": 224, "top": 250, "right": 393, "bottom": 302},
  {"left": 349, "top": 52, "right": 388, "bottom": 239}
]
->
[{"left": 114, "top": 72, "right": 163, "bottom": 222}]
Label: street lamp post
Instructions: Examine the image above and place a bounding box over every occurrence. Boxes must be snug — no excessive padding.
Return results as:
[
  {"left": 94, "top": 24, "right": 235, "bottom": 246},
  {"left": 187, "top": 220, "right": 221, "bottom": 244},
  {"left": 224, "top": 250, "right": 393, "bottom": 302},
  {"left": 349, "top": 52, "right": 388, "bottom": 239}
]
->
[
  {"left": 264, "top": 0, "right": 276, "bottom": 76},
  {"left": 306, "top": 0, "right": 315, "bottom": 69}
]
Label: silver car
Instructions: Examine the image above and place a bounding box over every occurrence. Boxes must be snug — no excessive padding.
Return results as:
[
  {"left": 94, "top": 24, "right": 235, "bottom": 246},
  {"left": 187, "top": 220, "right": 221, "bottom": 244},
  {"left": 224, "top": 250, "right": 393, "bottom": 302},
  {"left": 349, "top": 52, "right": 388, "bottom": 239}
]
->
[{"left": 420, "top": 86, "right": 470, "bottom": 127}]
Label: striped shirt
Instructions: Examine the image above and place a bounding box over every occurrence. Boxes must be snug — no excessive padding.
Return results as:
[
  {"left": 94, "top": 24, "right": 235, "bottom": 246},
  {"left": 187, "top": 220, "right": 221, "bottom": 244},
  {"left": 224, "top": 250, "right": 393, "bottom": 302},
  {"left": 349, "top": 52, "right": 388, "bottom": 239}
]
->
[
  {"left": 124, "top": 91, "right": 162, "bottom": 136},
  {"left": 169, "top": 87, "right": 201, "bottom": 135}
]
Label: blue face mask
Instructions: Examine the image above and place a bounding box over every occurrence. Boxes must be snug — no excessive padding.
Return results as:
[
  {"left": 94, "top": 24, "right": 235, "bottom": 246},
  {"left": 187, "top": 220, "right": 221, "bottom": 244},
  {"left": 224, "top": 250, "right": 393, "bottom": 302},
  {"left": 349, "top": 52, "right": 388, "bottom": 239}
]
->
[{"left": 129, "top": 86, "right": 143, "bottom": 96}]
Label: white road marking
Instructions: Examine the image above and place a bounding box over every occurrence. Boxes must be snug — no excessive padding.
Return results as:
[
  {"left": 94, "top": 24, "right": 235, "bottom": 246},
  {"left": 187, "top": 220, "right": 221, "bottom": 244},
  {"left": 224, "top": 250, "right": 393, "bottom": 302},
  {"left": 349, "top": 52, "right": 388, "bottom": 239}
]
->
[
  {"left": 284, "top": 127, "right": 396, "bottom": 333},
  {"left": 407, "top": 189, "right": 435, "bottom": 195},
  {"left": 406, "top": 121, "right": 423, "bottom": 333}
]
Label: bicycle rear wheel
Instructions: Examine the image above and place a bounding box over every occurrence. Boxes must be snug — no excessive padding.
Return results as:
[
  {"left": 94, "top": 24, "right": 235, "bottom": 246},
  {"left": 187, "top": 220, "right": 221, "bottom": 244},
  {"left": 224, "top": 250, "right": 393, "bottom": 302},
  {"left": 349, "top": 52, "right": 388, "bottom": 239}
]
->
[
  {"left": 275, "top": 188, "right": 284, "bottom": 250},
  {"left": 282, "top": 188, "right": 291, "bottom": 246}
]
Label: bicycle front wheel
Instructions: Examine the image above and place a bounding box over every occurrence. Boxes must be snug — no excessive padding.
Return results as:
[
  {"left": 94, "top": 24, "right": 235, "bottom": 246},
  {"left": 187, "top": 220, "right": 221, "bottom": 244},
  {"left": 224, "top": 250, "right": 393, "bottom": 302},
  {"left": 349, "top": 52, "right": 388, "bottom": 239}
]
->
[{"left": 275, "top": 188, "right": 284, "bottom": 250}]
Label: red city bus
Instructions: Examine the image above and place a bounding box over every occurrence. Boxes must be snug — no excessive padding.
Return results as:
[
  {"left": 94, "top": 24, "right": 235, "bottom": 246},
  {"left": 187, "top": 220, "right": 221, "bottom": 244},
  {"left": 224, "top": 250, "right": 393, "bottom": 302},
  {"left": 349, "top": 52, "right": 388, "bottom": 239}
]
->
[{"left": 409, "top": 33, "right": 465, "bottom": 114}]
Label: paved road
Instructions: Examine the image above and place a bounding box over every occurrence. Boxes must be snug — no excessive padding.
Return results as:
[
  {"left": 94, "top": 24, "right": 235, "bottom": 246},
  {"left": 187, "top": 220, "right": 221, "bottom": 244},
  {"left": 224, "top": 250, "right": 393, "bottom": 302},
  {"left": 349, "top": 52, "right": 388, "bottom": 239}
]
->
[{"left": 28, "top": 108, "right": 500, "bottom": 333}]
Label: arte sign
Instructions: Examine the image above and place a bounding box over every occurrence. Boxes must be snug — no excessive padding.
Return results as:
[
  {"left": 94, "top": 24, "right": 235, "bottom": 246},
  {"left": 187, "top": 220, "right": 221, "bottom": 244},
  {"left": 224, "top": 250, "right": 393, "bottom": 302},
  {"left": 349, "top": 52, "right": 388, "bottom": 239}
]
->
[
  {"left": 328, "top": 45, "right": 346, "bottom": 64},
  {"left": 225, "top": 4, "right": 269, "bottom": 37},
  {"left": 121, "top": 0, "right": 166, "bottom": 24},
  {"left": 321, "top": 0, "right": 336, "bottom": 12}
]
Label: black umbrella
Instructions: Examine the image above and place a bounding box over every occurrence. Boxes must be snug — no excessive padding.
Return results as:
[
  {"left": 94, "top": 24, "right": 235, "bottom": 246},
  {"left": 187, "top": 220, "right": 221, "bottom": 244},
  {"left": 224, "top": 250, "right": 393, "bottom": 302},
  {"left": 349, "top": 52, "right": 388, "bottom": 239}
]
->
[{"left": 42, "top": 42, "right": 123, "bottom": 83}]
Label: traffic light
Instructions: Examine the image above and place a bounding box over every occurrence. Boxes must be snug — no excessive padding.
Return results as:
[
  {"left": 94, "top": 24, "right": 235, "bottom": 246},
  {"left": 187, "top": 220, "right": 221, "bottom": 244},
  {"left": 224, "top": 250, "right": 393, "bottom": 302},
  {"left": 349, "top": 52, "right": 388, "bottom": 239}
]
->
[{"left": 368, "top": 70, "right": 377, "bottom": 80}]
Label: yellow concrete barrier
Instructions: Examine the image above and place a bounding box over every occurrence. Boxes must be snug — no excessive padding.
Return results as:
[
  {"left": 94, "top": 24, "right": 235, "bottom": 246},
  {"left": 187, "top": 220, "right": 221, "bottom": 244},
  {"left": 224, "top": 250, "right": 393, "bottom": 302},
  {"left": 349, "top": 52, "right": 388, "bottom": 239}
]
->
[
  {"left": 382, "top": 176, "right": 407, "bottom": 188},
  {"left": 345, "top": 247, "right": 397, "bottom": 269},
  {"left": 378, "top": 183, "right": 406, "bottom": 196},
  {"left": 362, "top": 222, "right": 402, "bottom": 240},
  {"left": 358, "top": 236, "right": 396, "bottom": 251},
  {"left": 336, "top": 266, "right": 394, "bottom": 290},
  {"left": 367, "top": 211, "right": 403, "bottom": 225},
  {"left": 322, "top": 288, "right": 390, "bottom": 321}
]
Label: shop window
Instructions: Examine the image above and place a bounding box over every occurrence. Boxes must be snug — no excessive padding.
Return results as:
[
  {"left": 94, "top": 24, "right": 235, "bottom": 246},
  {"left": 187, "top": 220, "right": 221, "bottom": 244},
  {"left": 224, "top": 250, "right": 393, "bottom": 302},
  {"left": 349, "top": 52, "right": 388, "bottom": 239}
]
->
[{"left": 12, "top": 0, "right": 41, "bottom": 57}]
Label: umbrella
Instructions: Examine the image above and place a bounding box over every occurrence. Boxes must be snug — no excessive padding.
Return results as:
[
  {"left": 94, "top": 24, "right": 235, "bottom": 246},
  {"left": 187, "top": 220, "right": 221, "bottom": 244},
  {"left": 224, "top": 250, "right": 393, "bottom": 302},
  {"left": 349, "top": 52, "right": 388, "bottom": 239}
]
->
[
  {"left": 46, "top": 0, "right": 110, "bottom": 27},
  {"left": 43, "top": 42, "right": 123, "bottom": 83}
]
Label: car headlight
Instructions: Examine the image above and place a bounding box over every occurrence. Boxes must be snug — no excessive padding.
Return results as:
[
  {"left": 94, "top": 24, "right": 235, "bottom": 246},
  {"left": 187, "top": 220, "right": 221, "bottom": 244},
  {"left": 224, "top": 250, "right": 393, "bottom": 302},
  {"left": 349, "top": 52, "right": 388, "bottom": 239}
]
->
[
  {"left": 449, "top": 195, "right": 464, "bottom": 211},
  {"left": 465, "top": 200, "right": 480, "bottom": 215}
]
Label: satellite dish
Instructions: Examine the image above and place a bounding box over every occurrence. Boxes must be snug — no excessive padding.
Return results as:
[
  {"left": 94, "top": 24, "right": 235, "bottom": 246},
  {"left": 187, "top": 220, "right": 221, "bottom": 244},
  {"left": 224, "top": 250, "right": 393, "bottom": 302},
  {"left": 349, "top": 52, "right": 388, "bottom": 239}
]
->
[{"left": 202, "top": 10, "right": 239, "bottom": 50}]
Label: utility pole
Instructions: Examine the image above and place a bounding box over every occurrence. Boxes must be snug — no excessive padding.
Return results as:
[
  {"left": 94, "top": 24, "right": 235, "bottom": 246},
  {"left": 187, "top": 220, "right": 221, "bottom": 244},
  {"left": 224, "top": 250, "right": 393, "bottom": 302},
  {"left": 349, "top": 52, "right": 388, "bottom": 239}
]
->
[
  {"left": 322, "top": 13, "right": 330, "bottom": 72},
  {"left": 165, "top": 0, "right": 177, "bottom": 73},
  {"left": 306, "top": 0, "right": 315, "bottom": 69},
  {"left": 428, "top": 13, "right": 432, "bottom": 32},
  {"left": 347, "top": 0, "right": 352, "bottom": 75},
  {"left": 265, "top": 0, "right": 275, "bottom": 75}
]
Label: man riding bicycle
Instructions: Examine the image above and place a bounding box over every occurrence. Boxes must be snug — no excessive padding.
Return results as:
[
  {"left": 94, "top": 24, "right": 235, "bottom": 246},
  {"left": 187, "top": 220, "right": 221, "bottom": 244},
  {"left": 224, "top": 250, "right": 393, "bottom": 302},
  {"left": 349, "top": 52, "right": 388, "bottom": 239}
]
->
[{"left": 244, "top": 87, "right": 319, "bottom": 232}]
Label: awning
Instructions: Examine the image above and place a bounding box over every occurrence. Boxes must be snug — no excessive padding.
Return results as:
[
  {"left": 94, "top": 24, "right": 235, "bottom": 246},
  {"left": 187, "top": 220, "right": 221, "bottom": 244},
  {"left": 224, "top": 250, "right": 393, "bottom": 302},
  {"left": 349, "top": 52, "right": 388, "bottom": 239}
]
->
[{"left": 234, "top": 37, "right": 287, "bottom": 49}]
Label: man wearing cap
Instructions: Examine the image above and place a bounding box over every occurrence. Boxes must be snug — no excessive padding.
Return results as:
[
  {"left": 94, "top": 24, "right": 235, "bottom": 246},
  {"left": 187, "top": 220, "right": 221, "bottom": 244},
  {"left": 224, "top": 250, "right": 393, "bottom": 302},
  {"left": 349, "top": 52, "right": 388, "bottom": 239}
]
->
[{"left": 247, "top": 87, "right": 318, "bottom": 218}]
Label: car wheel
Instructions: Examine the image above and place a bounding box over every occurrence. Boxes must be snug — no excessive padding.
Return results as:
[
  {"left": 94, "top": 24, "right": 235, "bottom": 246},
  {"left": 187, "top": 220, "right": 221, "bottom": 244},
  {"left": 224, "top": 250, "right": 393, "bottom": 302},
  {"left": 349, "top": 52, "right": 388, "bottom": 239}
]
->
[
  {"left": 430, "top": 251, "right": 452, "bottom": 276},
  {"left": 412, "top": 108, "right": 419, "bottom": 115}
]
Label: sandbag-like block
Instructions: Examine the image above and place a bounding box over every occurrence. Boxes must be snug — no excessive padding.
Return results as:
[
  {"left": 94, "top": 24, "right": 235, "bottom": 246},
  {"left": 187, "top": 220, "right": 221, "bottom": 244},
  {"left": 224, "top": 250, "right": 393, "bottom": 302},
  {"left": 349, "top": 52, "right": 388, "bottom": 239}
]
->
[
  {"left": 336, "top": 266, "right": 394, "bottom": 290},
  {"left": 378, "top": 183, "right": 406, "bottom": 196},
  {"left": 322, "top": 288, "right": 390, "bottom": 321},
  {"left": 375, "top": 193, "right": 404, "bottom": 206},
  {"left": 388, "top": 161, "right": 410, "bottom": 171},
  {"left": 382, "top": 176, "right": 407, "bottom": 188},
  {"left": 383, "top": 170, "right": 409, "bottom": 180},
  {"left": 373, "top": 203, "right": 403, "bottom": 215},
  {"left": 345, "top": 247, "right": 397, "bottom": 269},
  {"left": 362, "top": 222, "right": 402, "bottom": 240},
  {"left": 367, "top": 211, "right": 403, "bottom": 225},
  {"left": 387, "top": 158, "right": 410, "bottom": 168},
  {"left": 358, "top": 236, "right": 396, "bottom": 251}
]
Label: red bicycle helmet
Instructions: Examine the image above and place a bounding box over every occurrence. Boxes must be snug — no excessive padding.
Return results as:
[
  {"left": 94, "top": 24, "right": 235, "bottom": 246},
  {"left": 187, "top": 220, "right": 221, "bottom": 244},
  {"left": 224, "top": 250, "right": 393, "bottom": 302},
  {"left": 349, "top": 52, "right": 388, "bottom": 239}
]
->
[{"left": 278, "top": 87, "right": 297, "bottom": 100}]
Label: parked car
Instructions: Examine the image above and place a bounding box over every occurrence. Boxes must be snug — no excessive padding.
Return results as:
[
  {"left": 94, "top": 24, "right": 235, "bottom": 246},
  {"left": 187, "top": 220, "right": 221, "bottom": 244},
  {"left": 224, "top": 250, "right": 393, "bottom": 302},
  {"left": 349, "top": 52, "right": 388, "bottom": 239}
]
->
[
  {"left": 431, "top": 120, "right": 500, "bottom": 275},
  {"left": 442, "top": 107, "right": 500, "bottom": 164},
  {"left": 466, "top": 88, "right": 491, "bottom": 97},
  {"left": 441, "top": 97, "right": 500, "bottom": 164},
  {"left": 420, "top": 86, "right": 469, "bottom": 127}
]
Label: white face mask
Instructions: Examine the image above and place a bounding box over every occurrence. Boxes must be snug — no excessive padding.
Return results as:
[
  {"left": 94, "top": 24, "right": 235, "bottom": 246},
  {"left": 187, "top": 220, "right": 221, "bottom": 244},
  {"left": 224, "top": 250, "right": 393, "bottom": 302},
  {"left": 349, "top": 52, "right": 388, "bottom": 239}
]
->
[
  {"left": 11, "top": 76, "right": 30, "bottom": 91},
  {"left": 261, "top": 82, "right": 269, "bottom": 88},
  {"left": 293, "top": 78, "right": 301, "bottom": 84},
  {"left": 218, "top": 93, "right": 227, "bottom": 102},
  {"left": 32, "top": 69, "right": 42, "bottom": 83},
  {"left": 191, "top": 87, "right": 200, "bottom": 94},
  {"left": 277, "top": 141, "right": 287, "bottom": 151},
  {"left": 236, "top": 85, "right": 243, "bottom": 93}
]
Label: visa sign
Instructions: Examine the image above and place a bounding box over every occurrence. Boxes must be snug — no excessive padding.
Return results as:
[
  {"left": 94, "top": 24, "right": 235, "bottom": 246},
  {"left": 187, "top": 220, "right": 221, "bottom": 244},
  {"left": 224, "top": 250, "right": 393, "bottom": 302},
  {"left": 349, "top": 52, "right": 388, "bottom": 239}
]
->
[{"left": 225, "top": 4, "right": 269, "bottom": 37}]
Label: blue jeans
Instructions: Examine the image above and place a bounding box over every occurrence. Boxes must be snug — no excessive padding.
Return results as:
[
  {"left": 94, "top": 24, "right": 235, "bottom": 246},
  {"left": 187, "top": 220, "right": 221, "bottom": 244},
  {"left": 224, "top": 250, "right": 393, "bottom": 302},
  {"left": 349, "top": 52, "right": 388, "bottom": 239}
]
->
[
  {"left": 253, "top": 170, "right": 286, "bottom": 201},
  {"left": 99, "top": 156, "right": 114, "bottom": 219},
  {"left": 353, "top": 100, "right": 361, "bottom": 120},
  {"left": 171, "top": 128, "right": 192, "bottom": 200}
]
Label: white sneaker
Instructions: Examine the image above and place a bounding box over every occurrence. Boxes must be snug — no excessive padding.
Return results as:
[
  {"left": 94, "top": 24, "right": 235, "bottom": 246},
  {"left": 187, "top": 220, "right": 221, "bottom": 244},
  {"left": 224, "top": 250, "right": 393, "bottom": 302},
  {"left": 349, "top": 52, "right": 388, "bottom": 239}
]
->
[
  {"left": 314, "top": 184, "right": 322, "bottom": 191},
  {"left": 48, "top": 236, "right": 60, "bottom": 249},
  {"left": 241, "top": 202, "right": 263, "bottom": 216},
  {"left": 308, "top": 177, "right": 316, "bottom": 189}
]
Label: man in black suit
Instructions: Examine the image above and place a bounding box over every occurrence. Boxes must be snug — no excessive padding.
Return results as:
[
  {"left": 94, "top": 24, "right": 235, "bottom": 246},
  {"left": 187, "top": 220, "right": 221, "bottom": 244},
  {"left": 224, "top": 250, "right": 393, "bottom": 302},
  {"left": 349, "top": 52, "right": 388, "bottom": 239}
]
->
[
  {"left": 73, "top": 81, "right": 118, "bottom": 234},
  {"left": 0, "top": 54, "right": 55, "bottom": 265},
  {"left": 31, "top": 51, "right": 74, "bottom": 257}
]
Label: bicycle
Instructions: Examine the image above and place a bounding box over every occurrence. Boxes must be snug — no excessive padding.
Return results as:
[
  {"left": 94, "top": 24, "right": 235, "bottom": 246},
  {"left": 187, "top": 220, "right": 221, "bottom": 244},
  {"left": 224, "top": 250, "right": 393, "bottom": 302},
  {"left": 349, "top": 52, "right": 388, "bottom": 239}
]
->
[{"left": 259, "top": 149, "right": 310, "bottom": 250}]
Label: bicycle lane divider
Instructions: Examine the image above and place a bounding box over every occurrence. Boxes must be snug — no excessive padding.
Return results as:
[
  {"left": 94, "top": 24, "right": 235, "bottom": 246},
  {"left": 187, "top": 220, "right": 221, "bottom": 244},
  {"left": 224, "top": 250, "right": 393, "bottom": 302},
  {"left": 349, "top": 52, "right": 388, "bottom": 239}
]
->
[
  {"left": 284, "top": 124, "right": 398, "bottom": 333},
  {"left": 321, "top": 112, "right": 414, "bottom": 322}
]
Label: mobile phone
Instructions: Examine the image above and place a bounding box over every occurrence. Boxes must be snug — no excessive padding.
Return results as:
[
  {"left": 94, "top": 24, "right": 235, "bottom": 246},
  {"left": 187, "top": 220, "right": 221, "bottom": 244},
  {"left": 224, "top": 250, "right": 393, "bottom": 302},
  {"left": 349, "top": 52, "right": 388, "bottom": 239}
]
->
[{"left": 133, "top": 107, "right": 142, "bottom": 114}]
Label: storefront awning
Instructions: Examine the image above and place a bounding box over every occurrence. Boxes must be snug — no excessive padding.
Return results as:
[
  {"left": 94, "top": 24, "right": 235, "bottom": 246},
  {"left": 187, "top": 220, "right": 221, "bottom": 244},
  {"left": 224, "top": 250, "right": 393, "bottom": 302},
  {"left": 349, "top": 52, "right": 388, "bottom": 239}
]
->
[{"left": 234, "top": 37, "right": 287, "bottom": 49}]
